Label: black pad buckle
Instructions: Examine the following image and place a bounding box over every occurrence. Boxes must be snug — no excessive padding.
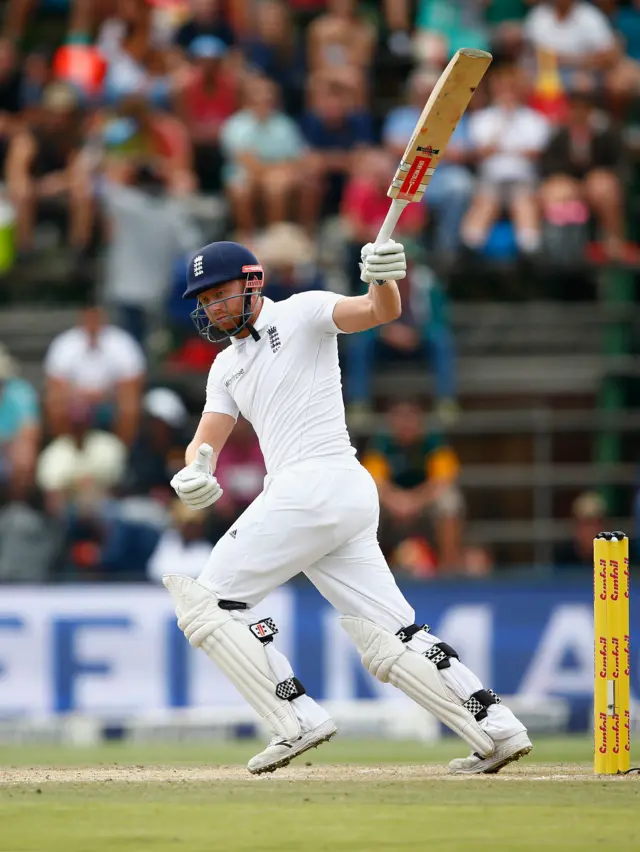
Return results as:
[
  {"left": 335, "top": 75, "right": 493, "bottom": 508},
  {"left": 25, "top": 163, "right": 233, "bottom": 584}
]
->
[
  {"left": 275, "top": 677, "right": 306, "bottom": 702},
  {"left": 463, "top": 688, "right": 501, "bottom": 722},
  {"left": 424, "top": 641, "right": 459, "bottom": 670},
  {"left": 396, "top": 624, "right": 430, "bottom": 643},
  {"left": 249, "top": 617, "right": 278, "bottom": 644},
  {"left": 218, "top": 600, "right": 248, "bottom": 611}
]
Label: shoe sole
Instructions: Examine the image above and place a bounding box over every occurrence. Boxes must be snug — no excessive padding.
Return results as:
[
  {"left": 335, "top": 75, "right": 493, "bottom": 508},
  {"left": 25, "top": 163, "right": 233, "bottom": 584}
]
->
[
  {"left": 482, "top": 743, "right": 533, "bottom": 774},
  {"left": 449, "top": 743, "right": 533, "bottom": 776},
  {"left": 248, "top": 728, "right": 337, "bottom": 776}
]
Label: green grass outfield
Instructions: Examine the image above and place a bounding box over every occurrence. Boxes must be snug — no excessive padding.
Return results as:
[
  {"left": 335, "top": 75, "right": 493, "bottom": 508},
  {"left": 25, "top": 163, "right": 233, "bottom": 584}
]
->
[{"left": 1, "top": 736, "right": 639, "bottom": 852}]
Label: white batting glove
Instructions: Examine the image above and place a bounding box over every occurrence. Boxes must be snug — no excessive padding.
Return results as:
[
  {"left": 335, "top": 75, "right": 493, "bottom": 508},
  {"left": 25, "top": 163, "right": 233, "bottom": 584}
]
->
[
  {"left": 170, "top": 443, "right": 223, "bottom": 510},
  {"left": 360, "top": 240, "right": 407, "bottom": 284}
]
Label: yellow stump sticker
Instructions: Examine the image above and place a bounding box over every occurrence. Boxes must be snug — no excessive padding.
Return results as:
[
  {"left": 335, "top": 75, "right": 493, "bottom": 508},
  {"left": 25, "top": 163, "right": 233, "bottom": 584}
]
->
[{"left": 593, "top": 532, "right": 631, "bottom": 774}]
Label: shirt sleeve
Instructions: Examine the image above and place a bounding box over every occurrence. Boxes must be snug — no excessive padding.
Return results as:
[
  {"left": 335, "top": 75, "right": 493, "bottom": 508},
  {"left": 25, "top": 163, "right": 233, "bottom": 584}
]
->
[
  {"left": 526, "top": 112, "right": 551, "bottom": 151},
  {"left": 289, "top": 290, "right": 345, "bottom": 336},
  {"left": 583, "top": 7, "right": 616, "bottom": 51},
  {"left": 203, "top": 359, "right": 240, "bottom": 420},
  {"left": 43, "top": 335, "right": 74, "bottom": 379},
  {"left": 112, "top": 332, "right": 146, "bottom": 381}
]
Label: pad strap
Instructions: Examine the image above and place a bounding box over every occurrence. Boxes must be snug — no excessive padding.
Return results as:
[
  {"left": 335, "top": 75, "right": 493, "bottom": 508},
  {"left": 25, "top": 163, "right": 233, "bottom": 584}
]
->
[
  {"left": 275, "top": 677, "right": 306, "bottom": 702},
  {"left": 396, "top": 624, "right": 430, "bottom": 643},
  {"left": 463, "top": 689, "right": 501, "bottom": 722},
  {"left": 424, "top": 641, "right": 459, "bottom": 670}
]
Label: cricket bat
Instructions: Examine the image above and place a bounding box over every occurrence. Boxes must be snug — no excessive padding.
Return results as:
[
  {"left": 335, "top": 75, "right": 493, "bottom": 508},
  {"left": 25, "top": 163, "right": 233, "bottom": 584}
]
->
[{"left": 375, "top": 48, "right": 493, "bottom": 246}]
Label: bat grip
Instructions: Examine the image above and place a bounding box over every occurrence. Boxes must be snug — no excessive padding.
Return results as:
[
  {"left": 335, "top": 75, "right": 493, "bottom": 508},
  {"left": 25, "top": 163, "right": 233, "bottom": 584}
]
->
[{"left": 374, "top": 199, "right": 410, "bottom": 247}]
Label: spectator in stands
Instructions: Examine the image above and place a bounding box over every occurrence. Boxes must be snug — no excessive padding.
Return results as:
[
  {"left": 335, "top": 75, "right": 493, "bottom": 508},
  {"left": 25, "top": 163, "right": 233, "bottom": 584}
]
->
[
  {"left": 254, "top": 222, "right": 325, "bottom": 303},
  {"left": 5, "top": 81, "right": 94, "bottom": 257},
  {"left": 36, "top": 395, "right": 130, "bottom": 581},
  {"left": 0, "top": 345, "right": 39, "bottom": 502},
  {"left": 307, "top": 0, "right": 376, "bottom": 74},
  {"left": 362, "top": 400, "right": 464, "bottom": 570},
  {"left": 220, "top": 75, "right": 305, "bottom": 236},
  {"left": 174, "top": 35, "right": 238, "bottom": 193},
  {"left": 147, "top": 499, "right": 216, "bottom": 583},
  {"left": 97, "top": 0, "right": 176, "bottom": 107},
  {"left": 554, "top": 490, "right": 607, "bottom": 570},
  {"left": 383, "top": 68, "right": 475, "bottom": 262},
  {"left": 43, "top": 306, "right": 145, "bottom": 447},
  {"left": 123, "top": 387, "right": 189, "bottom": 505},
  {"left": 539, "top": 89, "right": 628, "bottom": 262},
  {"left": 300, "top": 69, "right": 374, "bottom": 229},
  {"left": 99, "top": 146, "right": 202, "bottom": 347},
  {"left": 523, "top": 0, "right": 620, "bottom": 94},
  {"left": 213, "top": 416, "right": 266, "bottom": 521},
  {"left": 174, "top": 0, "right": 236, "bottom": 51},
  {"left": 413, "top": 0, "right": 490, "bottom": 67},
  {"left": 242, "top": 0, "right": 305, "bottom": 116},
  {"left": 101, "top": 93, "right": 197, "bottom": 195},
  {"left": 381, "top": 0, "right": 414, "bottom": 58},
  {"left": 0, "top": 39, "right": 23, "bottom": 171},
  {"left": 36, "top": 398, "right": 127, "bottom": 516},
  {"left": 2, "top": 0, "right": 90, "bottom": 41},
  {"left": 0, "top": 496, "right": 61, "bottom": 582},
  {"left": 19, "top": 47, "right": 53, "bottom": 114},
  {"left": 607, "top": 0, "right": 640, "bottom": 118},
  {"left": 462, "top": 63, "right": 550, "bottom": 258}
]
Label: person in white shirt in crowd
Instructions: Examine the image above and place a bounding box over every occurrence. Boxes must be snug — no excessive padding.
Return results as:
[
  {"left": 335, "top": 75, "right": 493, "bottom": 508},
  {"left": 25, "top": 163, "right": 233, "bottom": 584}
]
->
[
  {"left": 43, "top": 306, "right": 146, "bottom": 447},
  {"left": 462, "top": 63, "right": 550, "bottom": 258},
  {"left": 163, "top": 239, "right": 532, "bottom": 777},
  {"left": 36, "top": 397, "right": 127, "bottom": 516},
  {"left": 524, "top": 0, "right": 620, "bottom": 94}
]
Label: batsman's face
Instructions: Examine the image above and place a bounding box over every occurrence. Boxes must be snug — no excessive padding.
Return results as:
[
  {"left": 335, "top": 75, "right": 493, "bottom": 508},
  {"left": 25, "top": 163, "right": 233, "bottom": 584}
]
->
[{"left": 199, "top": 280, "right": 247, "bottom": 330}]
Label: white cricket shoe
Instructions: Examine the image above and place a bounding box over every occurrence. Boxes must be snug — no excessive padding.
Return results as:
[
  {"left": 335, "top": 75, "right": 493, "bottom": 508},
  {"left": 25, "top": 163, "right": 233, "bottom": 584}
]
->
[
  {"left": 247, "top": 719, "right": 337, "bottom": 775},
  {"left": 448, "top": 730, "right": 533, "bottom": 775}
]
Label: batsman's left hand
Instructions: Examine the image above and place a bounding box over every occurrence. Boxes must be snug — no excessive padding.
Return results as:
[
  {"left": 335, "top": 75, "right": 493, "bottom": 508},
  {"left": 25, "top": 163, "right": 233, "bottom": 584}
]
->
[{"left": 360, "top": 240, "right": 407, "bottom": 284}]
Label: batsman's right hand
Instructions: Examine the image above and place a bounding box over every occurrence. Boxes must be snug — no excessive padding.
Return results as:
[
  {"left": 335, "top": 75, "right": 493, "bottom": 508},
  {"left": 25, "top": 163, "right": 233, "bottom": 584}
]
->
[{"left": 170, "top": 443, "right": 223, "bottom": 510}]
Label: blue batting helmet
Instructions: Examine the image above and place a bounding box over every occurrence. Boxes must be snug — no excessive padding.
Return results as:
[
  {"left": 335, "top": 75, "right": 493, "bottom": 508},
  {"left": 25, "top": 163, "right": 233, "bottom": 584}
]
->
[{"left": 184, "top": 241, "right": 264, "bottom": 342}]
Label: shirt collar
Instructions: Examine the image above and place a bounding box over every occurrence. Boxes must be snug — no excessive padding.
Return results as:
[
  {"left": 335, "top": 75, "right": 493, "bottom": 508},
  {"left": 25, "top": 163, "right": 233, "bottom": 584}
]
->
[{"left": 230, "top": 297, "right": 276, "bottom": 346}]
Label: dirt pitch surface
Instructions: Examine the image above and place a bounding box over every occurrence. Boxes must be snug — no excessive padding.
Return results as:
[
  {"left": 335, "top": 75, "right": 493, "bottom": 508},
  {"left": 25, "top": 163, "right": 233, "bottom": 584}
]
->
[{"left": 1, "top": 762, "right": 637, "bottom": 785}]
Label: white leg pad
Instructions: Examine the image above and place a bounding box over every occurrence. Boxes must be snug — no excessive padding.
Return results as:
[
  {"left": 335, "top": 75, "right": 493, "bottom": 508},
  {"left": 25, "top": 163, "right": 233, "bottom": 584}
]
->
[
  {"left": 341, "top": 615, "right": 494, "bottom": 756},
  {"left": 163, "top": 575, "right": 301, "bottom": 740}
]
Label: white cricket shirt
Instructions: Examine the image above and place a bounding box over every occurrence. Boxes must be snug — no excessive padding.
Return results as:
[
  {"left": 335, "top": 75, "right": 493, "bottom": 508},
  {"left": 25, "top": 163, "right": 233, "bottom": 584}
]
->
[{"left": 203, "top": 292, "right": 357, "bottom": 474}]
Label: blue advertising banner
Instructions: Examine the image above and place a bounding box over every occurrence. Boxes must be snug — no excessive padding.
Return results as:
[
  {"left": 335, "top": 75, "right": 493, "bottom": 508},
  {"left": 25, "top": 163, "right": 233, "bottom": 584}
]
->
[{"left": 0, "top": 580, "right": 636, "bottom": 729}]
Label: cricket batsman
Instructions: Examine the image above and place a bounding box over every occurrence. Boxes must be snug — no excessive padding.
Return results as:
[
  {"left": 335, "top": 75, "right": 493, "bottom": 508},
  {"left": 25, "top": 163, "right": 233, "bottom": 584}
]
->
[{"left": 163, "top": 239, "right": 532, "bottom": 775}]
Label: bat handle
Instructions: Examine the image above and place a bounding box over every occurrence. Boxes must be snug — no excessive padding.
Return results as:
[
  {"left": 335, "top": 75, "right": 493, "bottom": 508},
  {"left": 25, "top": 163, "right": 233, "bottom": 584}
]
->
[{"left": 374, "top": 199, "right": 410, "bottom": 247}]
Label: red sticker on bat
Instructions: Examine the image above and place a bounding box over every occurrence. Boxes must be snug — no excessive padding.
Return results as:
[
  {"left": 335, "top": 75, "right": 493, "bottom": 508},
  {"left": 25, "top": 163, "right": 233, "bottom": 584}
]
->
[{"left": 399, "top": 155, "right": 432, "bottom": 198}]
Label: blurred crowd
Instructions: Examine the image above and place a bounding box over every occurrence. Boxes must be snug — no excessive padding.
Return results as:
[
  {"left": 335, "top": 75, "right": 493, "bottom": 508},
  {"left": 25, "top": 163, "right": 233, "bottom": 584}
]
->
[{"left": 1, "top": 0, "right": 640, "bottom": 582}]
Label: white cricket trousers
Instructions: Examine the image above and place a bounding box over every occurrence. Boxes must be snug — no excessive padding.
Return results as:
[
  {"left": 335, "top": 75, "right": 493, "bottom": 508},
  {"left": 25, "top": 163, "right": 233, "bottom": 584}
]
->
[
  {"left": 197, "top": 456, "right": 522, "bottom": 741},
  {"left": 199, "top": 456, "right": 413, "bottom": 631}
]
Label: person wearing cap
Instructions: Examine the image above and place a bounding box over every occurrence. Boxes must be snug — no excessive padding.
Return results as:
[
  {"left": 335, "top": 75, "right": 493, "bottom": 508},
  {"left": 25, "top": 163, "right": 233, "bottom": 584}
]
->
[
  {"left": 162, "top": 237, "right": 531, "bottom": 777},
  {"left": 0, "top": 345, "right": 40, "bottom": 501},
  {"left": 5, "top": 80, "right": 94, "bottom": 257},
  {"left": 174, "top": 34, "right": 238, "bottom": 193}
]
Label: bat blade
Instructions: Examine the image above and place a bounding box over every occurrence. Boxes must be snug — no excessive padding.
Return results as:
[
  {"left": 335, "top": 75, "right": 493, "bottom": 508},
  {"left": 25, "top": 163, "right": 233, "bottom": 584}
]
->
[{"left": 388, "top": 48, "right": 492, "bottom": 204}]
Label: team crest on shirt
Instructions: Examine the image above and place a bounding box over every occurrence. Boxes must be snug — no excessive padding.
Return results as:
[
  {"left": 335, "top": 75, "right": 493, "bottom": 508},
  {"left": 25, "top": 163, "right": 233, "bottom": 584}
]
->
[{"left": 266, "top": 326, "right": 281, "bottom": 353}]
